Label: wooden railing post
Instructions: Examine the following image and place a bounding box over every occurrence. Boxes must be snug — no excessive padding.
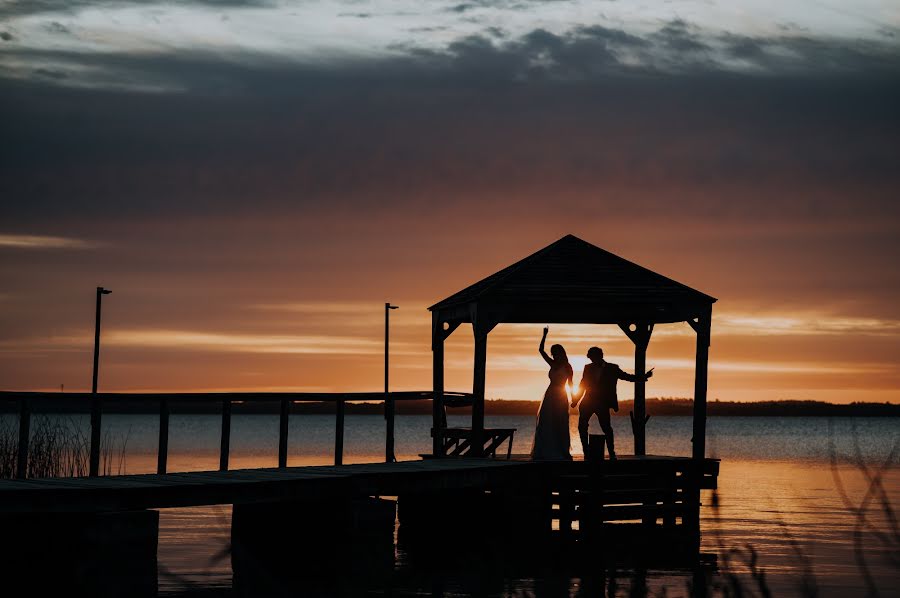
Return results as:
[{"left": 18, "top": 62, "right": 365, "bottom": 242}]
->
[
  {"left": 16, "top": 397, "right": 31, "bottom": 479},
  {"left": 220, "top": 398, "right": 232, "bottom": 471},
  {"left": 89, "top": 397, "right": 102, "bottom": 477},
  {"left": 335, "top": 397, "right": 345, "bottom": 466},
  {"left": 158, "top": 398, "right": 169, "bottom": 474},
  {"left": 278, "top": 398, "right": 289, "bottom": 468}
]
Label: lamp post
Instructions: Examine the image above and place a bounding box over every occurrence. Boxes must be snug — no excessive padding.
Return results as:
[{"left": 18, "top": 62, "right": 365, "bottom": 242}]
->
[
  {"left": 90, "top": 286, "right": 111, "bottom": 476},
  {"left": 385, "top": 302, "right": 399, "bottom": 463}
]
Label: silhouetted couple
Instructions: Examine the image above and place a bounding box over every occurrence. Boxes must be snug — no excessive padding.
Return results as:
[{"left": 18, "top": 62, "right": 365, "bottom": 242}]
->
[{"left": 531, "top": 327, "right": 653, "bottom": 461}]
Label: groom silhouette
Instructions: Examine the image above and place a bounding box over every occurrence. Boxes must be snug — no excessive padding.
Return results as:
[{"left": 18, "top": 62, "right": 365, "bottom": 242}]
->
[{"left": 572, "top": 347, "right": 653, "bottom": 459}]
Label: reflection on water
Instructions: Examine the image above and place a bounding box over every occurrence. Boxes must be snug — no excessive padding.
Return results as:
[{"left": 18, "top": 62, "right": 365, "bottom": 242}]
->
[{"left": 155, "top": 459, "right": 898, "bottom": 597}]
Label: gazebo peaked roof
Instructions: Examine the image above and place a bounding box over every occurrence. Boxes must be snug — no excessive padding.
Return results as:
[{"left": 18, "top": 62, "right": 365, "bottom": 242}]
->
[{"left": 429, "top": 234, "right": 716, "bottom": 325}]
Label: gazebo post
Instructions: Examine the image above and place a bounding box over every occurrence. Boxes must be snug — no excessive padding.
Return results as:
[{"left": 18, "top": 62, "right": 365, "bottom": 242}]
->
[
  {"left": 471, "top": 326, "right": 488, "bottom": 458},
  {"left": 620, "top": 322, "right": 653, "bottom": 456},
  {"left": 633, "top": 323, "right": 652, "bottom": 456},
  {"left": 690, "top": 308, "right": 712, "bottom": 461},
  {"left": 687, "top": 307, "right": 711, "bottom": 529},
  {"left": 432, "top": 312, "right": 445, "bottom": 458}
]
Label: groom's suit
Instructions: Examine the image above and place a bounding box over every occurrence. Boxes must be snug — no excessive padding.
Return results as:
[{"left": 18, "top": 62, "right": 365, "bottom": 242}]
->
[{"left": 577, "top": 361, "right": 637, "bottom": 457}]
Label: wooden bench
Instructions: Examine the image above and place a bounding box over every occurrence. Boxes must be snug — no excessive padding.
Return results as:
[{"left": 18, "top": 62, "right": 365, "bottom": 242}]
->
[
  {"left": 429, "top": 427, "right": 516, "bottom": 459},
  {"left": 422, "top": 394, "right": 516, "bottom": 458}
]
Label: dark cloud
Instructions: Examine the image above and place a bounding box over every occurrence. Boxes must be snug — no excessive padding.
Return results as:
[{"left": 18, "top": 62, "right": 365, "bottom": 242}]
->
[
  {"left": 723, "top": 35, "right": 767, "bottom": 61},
  {"left": 408, "top": 25, "right": 450, "bottom": 34},
  {"left": 33, "top": 67, "right": 67, "bottom": 79},
  {"left": 652, "top": 18, "right": 710, "bottom": 53},
  {"left": 3, "top": 20, "right": 899, "bottom": 95},
  {"left": 46, "top": 21, "right": 72, "bottom": 35},
  {"left": 0, "top": 0, "right": 273, "bottom": 18},
  {"left": 403, "top": 25, "right": 644, "bottom": 81},
  {"left": 2, "top": 44, "right": 898, "bottom": 226},
  {"left": 1, "top": 31, "right": 13, "bottom": 41},
  {"left": 449, "top": 3, "right": 477, "bottom": 13},
  {"left": 410, "top": 21, "right": 900, "bottom": 82},
  {"left": 1, "top": 21, "right": 898, "bottom": 252}
]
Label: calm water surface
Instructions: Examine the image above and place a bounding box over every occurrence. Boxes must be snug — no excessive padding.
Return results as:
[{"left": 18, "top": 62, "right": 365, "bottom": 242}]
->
[{"left": 7, "top": 414, "right": 899, "bottom": 596}]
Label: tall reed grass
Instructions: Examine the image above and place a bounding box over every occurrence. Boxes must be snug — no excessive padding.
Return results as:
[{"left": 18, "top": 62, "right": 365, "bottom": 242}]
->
[{"left": 0, "top": 415, "right": 130, "bottom": 479}]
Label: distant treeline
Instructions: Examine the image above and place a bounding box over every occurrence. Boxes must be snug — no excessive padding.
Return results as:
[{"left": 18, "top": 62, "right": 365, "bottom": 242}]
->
[
  {"left": 1, "top": 397, "right": 897, "bottom": 416},
  {"left": 477, "top": 398, "right": 900, "bottom": 417}
]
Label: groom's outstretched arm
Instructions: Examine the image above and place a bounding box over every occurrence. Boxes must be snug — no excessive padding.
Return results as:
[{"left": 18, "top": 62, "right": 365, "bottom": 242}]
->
[{"left": 617, "top": 365, "right": 653, "bottom": 383}]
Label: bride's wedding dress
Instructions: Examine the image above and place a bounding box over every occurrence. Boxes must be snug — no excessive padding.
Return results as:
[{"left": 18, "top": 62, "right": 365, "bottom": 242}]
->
[{"left": 531, "top": 363, "right": 572, "bottom": 460}]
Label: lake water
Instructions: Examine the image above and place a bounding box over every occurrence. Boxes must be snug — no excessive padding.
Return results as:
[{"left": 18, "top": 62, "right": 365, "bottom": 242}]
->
[{"left": 4, "top": 414, "right": 899, "bottom": 596}]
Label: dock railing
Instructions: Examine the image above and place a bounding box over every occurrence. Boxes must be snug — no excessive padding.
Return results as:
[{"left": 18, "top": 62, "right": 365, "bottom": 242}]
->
[{"left": 0, "top": 391, "right": 472, "bottom": 479}]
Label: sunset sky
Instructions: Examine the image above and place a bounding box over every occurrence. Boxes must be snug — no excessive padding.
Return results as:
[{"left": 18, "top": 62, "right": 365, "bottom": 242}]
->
[{"left": 1, "top": 1, "right": 898, "bottom": 403}]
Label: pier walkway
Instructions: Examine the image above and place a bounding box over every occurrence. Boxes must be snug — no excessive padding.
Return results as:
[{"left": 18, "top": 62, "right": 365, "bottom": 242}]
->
[
  {"left": 0, "top": 456, "right": 718, "bottom": 521},
  {"left": 0, "top": 458, "right": 529, "bottom": 513}
]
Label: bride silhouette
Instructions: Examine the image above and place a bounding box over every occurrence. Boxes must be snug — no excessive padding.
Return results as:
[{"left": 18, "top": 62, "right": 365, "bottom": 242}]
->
[{"left": 531, "top": 327, "right": 573, "bottom": 460}]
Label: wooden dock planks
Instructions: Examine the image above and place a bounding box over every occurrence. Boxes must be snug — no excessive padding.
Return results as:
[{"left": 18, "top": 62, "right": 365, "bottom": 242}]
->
[
  {"left": 0, "top": 457, "right": 718, "bottom": 522},
  {"left": 0, "top": 458, "right": 534, "bottom": 513}
]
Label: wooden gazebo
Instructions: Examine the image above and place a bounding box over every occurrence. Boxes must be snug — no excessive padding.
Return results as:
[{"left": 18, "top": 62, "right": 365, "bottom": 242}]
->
[{"left": 429, "top": 234, "right": 716, "bottom": 460}]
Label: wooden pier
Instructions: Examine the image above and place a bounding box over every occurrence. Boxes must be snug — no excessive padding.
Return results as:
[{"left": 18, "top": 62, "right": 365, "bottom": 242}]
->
[
  {"left": 0, "top": 455, "right": 717, "bottom": 522},
  {"left": 0, "top": 452, "right": 718, "bottom": 596}
]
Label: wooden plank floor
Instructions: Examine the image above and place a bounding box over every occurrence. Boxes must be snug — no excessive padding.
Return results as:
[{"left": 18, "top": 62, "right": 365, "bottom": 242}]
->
[
  {"left": 0, "top": 456, "right": 718, "bottom": 514},
  {"left": 0, "top": 458, "right": 534, "bottom": 513}
]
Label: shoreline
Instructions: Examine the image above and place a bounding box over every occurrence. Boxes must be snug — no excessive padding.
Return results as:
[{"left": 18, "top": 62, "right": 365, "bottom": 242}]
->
[{"left": 2, "top": 398, "right": 897, "bottom": 416}]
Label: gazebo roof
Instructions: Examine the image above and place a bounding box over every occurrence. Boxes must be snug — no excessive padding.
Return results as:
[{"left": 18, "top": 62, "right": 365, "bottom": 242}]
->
[{"left": 429, "top": 235, "right": 716, "bottom": 325}]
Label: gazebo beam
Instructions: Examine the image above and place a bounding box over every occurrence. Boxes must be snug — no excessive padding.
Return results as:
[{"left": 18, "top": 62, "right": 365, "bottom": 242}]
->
[{"left": 433, "top": 302, "right": 705, "bottom": 326}]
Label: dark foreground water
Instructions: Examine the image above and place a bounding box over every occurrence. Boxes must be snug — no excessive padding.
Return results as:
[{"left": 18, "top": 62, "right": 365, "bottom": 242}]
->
[{"left": 4, "top": 414, "right": 898, "bottom": 596}]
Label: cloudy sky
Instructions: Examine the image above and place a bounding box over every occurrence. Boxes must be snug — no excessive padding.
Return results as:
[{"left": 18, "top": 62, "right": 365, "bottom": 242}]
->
[{"left": 1, "top": 0, "right": 899, "bottom": 402}]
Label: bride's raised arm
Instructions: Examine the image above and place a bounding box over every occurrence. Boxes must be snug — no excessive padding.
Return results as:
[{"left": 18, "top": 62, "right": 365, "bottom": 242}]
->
[{"left": 539, "top": 326, "right": 554, "bottom": 366}]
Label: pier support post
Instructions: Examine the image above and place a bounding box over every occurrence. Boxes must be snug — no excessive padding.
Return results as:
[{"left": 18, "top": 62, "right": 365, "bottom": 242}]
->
[{"left": 232, "top": 497, "right": 395, "bottom": 594}]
